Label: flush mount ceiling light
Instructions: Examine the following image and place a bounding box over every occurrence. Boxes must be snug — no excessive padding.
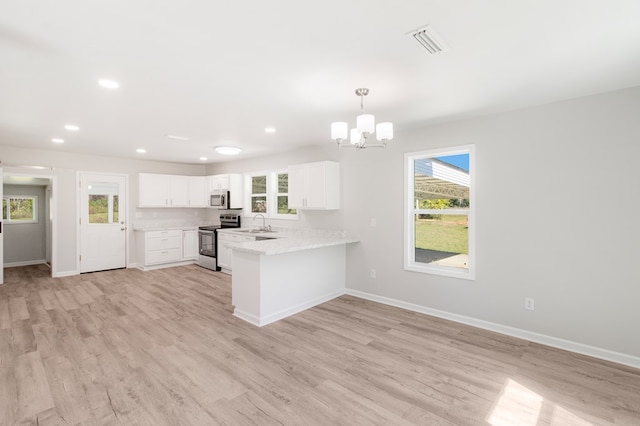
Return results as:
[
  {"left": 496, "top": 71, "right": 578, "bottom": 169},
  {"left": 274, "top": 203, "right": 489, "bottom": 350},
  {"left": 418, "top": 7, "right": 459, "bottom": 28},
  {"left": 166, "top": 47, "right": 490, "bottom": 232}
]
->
[
  {"left": 98, "top": 79, "right": 119, "bottom": 89},
  {"left": 199, "top": 157, "right": 208, "bottom": 161},
  {"left": 264, "top": 127, "right": 276, "bottom": 134},
  {"left": 136, "top": 148, "right": 146, "bottom": 153},
  {"left": 331, "top": 88, "right": 393, "bottom": 149},
  {"left": 64, "top": 124, "right": 79, "bottom": 131},
  {"left": 51, "top": 138, "right": 64, "bottom": 144},
  {"left": 215, "top": 146, "right": 242, "bottom": 156}
]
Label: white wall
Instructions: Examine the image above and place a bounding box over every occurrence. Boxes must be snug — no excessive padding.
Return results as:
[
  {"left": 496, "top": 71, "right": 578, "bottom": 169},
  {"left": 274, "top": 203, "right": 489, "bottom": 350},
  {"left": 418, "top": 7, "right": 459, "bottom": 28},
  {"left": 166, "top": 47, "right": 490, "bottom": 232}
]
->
[
  {"left": 0, "top": 146, "right": 206, "bottom": 275},
  {"left": 2, "top": 184, "right": 47, "bottom": 265},
  {"left": 341, "top": 86, "right": 640, "bottom": 362}
]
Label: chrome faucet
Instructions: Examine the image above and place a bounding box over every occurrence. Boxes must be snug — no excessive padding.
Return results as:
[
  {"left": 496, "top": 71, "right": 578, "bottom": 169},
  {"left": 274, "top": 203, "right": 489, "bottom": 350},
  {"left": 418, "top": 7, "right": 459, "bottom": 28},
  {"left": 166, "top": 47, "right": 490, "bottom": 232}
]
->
[{"left": 254, "top": 214, "right": 267, "bottom": 231}]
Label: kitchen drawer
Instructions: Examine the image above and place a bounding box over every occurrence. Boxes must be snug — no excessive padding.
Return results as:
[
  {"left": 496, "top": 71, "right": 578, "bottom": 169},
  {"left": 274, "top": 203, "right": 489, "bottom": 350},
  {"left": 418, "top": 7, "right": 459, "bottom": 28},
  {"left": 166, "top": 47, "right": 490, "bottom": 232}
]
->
[
  {"left": 147, "top": 235, "right": 181, "bottom": 250},
  {"left": 147, "top": 248, "right": 181, "bottom": 264},
  {"left": 146, "top": 229, "right": 181, "bottom": 239}
]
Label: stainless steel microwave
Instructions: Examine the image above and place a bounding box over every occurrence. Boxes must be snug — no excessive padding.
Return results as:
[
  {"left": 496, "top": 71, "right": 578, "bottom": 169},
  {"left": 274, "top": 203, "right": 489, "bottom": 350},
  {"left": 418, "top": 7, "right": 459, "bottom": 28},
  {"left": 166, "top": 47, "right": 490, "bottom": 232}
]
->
[{"left": 210, "top": 190, "right": 230, "bottom": 208}]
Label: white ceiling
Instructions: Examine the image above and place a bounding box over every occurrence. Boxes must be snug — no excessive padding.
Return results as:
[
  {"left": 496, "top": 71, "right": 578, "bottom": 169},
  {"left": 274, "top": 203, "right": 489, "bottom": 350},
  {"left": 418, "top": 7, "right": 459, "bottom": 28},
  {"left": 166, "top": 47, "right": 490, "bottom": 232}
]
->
[{"left": 1, "top": 1, "right": 640, "bottom": 164}]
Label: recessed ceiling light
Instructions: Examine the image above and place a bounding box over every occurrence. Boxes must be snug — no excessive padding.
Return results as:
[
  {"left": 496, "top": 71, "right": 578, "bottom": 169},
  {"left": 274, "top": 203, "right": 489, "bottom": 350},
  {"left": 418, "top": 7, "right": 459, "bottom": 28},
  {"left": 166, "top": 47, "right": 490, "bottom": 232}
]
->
[
  {"left": 265, "top": 127, "right": 276, "bottom": 134},
  {"left": 136, "top": 148, "right": 146, "bottom": 153},
  {"left": 98, "top": 79, "right": 119, "bottom": 89},
  {"left": 215, "top": 146, "right": 242, "bottom": 155},
  {"left": 51, "top": 138, "right": 64, "bottom": 144},
  {"left": 199, "top": 157, "right": 208, "bottom": 161},
  {"left": 166, "top": 134, "right": 191, "bottom": 141},
  {"left": 64, "top": 124, "right": 79, "bottom": 131}
]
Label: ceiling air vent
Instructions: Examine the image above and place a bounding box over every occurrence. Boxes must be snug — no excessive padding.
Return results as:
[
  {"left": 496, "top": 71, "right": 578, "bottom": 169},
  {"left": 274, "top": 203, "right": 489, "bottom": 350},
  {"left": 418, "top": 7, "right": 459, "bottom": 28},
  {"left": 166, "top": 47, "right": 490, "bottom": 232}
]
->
[{"left": 409, "top": 25, "right": 448, "bottom": 54}]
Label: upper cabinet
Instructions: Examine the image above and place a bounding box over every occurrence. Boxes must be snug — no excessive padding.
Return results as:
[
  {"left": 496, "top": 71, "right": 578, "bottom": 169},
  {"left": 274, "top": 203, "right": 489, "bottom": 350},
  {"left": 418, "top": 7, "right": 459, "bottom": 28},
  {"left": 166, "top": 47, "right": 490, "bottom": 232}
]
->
[
  {"left": 187, "top": 176, "right": 208, "bottom": 207},
  {"left": 138, "top": 173, "right": 207, "bottom": 208},
  {"left": 207, "top": 173, "right": 243, "bottom": 208},
  {"left": 288, "top": 161, "right": 340, "bottom": 210}
]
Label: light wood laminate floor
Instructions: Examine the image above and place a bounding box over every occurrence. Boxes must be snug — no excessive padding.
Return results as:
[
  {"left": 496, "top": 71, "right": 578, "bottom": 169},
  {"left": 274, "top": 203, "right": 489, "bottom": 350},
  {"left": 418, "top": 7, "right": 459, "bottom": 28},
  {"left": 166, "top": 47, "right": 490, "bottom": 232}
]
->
[{"left": 1, "top": 264, "right": 638, "bottom": 425}]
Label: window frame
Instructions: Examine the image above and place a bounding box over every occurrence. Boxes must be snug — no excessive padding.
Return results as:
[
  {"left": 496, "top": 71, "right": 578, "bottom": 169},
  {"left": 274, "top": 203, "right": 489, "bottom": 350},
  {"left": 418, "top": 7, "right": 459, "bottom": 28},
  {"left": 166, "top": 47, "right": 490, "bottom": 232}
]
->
[
  {"left": 272, "top": 169, "right": 298, "bottom": 219},
  {"left": 244, "top": 170, "right": 298, "bottom": 220},
  {"left": 2, "top": 195, "right": 39, "bottom": 224},
  {"left": 404, "top": 144, "right": 475, "bottom": 280},
  {"left": 246, "top": 172, "right": 269, "bottom": 215}
]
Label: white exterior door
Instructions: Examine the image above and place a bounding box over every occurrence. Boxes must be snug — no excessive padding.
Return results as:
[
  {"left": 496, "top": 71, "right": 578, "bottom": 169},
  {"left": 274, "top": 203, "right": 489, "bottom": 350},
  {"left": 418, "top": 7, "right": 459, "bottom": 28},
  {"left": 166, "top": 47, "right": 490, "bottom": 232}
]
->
[
  {"left": 0, "top": 167, "right": 3, "bottom": 284},
  {"left": 80, "top": 173, "right": 127, "bottom": 273}
]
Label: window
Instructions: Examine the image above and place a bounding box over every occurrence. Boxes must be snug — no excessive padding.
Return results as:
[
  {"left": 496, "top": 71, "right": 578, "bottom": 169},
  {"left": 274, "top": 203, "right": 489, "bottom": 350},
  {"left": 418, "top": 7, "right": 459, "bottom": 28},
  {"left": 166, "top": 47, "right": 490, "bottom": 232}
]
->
[
  {"left": 405, "top": 145, "right": 475, "bottom": 279},
  {"left": 245, "top": 170, "right": 298, "bottom": 219},
  {"left": 2, "top": 196, "right": 38, "bottom": 224},
  {"left": 275, "top": 171, "right": 297, "bottom": 218},
  {"left": 250, "top": 175, "right": 268, "bottom": 213}
]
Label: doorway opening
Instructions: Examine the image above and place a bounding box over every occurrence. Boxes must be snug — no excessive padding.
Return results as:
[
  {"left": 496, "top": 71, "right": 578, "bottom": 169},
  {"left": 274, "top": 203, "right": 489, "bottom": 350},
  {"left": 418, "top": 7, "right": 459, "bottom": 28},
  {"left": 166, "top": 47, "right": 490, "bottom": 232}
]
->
[{"left": 2, "top": 174, "right": 56, "bottom": 280}]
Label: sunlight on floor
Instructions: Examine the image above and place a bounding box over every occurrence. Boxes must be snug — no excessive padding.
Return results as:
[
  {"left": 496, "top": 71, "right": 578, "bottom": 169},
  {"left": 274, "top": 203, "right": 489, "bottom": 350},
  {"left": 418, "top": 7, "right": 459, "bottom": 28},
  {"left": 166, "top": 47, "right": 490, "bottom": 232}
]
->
[{"left": 487, "top": 379, "right": 593, "bottom": 426}]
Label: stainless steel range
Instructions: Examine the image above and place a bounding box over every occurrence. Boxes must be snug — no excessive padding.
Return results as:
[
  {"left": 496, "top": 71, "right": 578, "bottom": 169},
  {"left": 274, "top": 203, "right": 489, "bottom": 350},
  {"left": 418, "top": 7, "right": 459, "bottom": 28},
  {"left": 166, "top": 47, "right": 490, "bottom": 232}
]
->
[{"left": 197, "top": 211, "right": 241, "bottom": 271}]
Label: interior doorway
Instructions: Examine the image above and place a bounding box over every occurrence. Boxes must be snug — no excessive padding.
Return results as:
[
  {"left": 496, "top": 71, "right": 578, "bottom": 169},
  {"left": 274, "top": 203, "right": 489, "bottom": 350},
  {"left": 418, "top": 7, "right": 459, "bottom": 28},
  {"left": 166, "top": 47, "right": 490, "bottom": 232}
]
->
[{"left": 1, "top": 173, "right": 55, "bottom": 281}]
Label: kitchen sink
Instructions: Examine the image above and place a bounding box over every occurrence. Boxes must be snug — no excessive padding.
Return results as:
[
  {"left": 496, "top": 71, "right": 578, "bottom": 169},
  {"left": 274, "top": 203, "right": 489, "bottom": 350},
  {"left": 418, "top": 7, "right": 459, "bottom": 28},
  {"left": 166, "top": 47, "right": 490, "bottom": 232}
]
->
[{"left": 237, "top": 229, "right": 274, "bottom": 234}]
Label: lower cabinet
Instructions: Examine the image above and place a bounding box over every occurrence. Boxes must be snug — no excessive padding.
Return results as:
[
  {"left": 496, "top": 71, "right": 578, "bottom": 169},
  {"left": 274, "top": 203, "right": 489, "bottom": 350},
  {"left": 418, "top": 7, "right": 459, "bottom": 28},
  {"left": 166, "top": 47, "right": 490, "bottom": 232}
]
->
[
  {"left": 136, "top": 229, "right": 199, "bottom": 270},
  {"left": 182, "top": 230, "right": 199, "bottom": 260},
  {"left": 217, "top": 232, "right": 255, "bottom": 273}
]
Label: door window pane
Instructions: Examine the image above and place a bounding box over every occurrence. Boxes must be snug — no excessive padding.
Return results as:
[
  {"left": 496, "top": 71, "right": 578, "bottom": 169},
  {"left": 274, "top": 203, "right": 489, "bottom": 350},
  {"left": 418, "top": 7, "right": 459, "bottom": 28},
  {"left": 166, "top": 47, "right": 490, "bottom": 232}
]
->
[
  {"left": 89, "top": 195, "right": 108, "bottom": 223},
  {"left": 113, "top": 195, "right": 119, "bottom": 223}
]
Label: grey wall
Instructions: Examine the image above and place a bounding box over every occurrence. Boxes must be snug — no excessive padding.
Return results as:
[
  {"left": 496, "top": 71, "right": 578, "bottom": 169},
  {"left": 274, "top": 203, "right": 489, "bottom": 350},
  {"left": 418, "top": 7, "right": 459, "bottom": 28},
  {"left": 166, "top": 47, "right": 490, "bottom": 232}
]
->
[
  {"left": 341, "top": 86, "right": 640, "bottom": 360},
  {"left": 3, "top": 184, "right": 47, "bottom": 264}
]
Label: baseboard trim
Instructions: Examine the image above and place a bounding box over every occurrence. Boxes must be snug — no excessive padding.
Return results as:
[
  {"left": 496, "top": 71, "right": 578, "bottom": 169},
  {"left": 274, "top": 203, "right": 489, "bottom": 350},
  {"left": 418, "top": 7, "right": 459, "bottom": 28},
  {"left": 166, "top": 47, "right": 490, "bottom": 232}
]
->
[
  {"left": 4, "top": 259, "right": 47, "bottom": 268},
  {"left": 53, "top": 270, "right": 77, "bottom": 278},
  {"left": 345, "top": 289, "right": 640, "bottom": 370},
  {"left": 236, "top": 290, "right": 345, "bottom": 327}
]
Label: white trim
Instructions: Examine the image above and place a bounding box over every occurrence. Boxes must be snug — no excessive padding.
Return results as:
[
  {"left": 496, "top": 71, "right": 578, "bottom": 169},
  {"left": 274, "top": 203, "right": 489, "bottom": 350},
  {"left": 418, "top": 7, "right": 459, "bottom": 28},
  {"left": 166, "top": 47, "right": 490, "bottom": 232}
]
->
[
  {"left": 53, "top": 270, "right": 77, "bottom": 278},
  {"left": 4, "top": 259, "right": 47, "bottom": 268},
  {"left": 134, "top": 260, "right": 195, "bottom": 271},
  {"left": 345, "top": 288, "right": 640, "bottom": 370},
  {"left": 234, "top": 289, "right": 344, "bottom": 327},
  {"left": 404, "top": 144, "right": 475, "bottom": 280}
]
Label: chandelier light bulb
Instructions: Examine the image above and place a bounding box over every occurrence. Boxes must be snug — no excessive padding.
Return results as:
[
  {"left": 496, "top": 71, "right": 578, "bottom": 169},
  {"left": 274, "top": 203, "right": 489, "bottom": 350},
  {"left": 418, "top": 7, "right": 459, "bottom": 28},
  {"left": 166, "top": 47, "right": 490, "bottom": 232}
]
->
[
  {"left": 357, "top": 114, "right": 375, "bottom": 134},
  {"left": 331, "top": 122, "right": 348, "bottom": 141}
]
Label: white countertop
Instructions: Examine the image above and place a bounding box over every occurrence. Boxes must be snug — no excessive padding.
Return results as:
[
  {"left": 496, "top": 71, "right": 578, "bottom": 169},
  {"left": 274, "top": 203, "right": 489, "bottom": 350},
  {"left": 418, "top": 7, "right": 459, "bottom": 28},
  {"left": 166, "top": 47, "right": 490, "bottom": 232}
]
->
[{"left": 217, "top": 228, "right": 359, "bottom": 256}]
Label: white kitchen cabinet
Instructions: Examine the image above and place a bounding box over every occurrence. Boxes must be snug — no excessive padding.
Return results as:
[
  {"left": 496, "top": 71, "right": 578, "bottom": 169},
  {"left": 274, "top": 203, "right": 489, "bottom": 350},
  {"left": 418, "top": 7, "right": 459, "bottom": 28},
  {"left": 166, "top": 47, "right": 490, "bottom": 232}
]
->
[
  {"left": 168, "top": 175, "right": 189, "bottom": 207},
  {"left": 288, "top": 161, "right": 340, "bottom": 210},
  {"left": 187, "top": 176, "right": 207, "bottom": 207},
  {"left": 138, "top": 173, "right": 170, "bottom": 207},
  {"left": 207, "top": 173, "right": 244, "bottom": 208},
  {"left": 138, "top": 173, "right": 206, "bottom": 207},
  {"left": 217, "top": 232, "right": 255, "bottom": 273},
  {"left": 143, "top": 230, "right": 182, "bottom": 265},
  {"left": 182, "top": 230, "right": 199, "bottom": 260}
]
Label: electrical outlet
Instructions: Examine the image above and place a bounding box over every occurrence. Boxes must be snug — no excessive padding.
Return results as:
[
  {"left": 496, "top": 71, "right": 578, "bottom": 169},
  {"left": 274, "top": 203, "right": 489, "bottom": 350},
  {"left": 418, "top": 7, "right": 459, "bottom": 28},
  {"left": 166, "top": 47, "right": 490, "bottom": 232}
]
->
[
  {"left": 525, "top": 298, "right": 535, "bottom": 311},
  {"left": 152, "top": 212, "right": 158, "bottom": 218},
  {"left": 370, "top": 269, "right": 376, "bottom": 279},
  {"left": 135, "top": 212, "right": 143, "bottom": 219},
  {"left": 370, "top": 218, "right": 377, "bottom": 227}
]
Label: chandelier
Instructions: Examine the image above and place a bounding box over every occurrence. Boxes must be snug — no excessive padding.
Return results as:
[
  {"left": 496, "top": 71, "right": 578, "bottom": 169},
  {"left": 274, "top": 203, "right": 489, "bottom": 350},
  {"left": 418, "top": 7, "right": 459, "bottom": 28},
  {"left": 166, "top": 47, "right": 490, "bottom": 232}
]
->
[{"left": 331, "top": 88, "right": 393, "bottom": 149}]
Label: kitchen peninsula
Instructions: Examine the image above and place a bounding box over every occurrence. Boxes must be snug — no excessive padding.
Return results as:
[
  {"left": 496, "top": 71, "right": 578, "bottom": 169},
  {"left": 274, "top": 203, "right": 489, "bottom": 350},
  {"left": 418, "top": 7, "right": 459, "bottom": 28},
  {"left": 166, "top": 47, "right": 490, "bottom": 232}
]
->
[{"left": 218, "top": 228, "right": 358, "bottom": 326}]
